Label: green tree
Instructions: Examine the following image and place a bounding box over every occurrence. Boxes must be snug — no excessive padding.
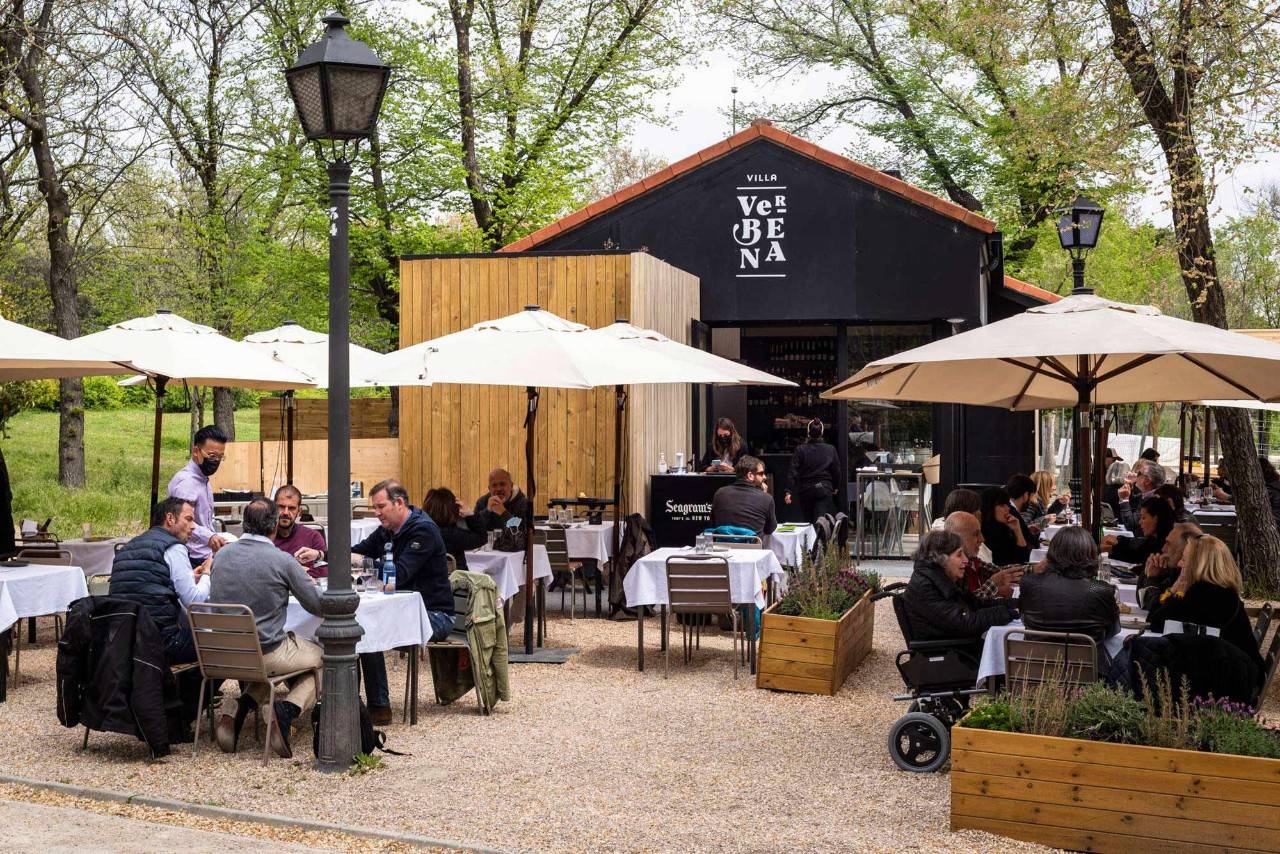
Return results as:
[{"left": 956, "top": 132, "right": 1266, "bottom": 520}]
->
[{"left": 1216, "top": 185, "right": 1280, "bottom": 328}]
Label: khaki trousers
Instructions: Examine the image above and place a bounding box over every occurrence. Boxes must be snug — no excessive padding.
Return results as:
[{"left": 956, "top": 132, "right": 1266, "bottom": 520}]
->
[{"left": 244, "top": 632, "right": 323, "bottom": 713}]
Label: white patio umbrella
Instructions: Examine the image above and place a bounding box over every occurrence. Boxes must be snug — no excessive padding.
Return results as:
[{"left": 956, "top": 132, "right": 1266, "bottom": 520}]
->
[
  {"left": 244, "top": 320, "right": 385, "bottom": 487},
  {"left": 0, "top": 313, "right": 137, "bottom": 380},
  {"left": 824, "top": 292, "right": 1280, "bottom": 529},
  {"left": 363, "top": 306, "right": 763, "bottom": 655},
  {"left": 76, "top": 310, "right": 316, "bottom": 506},
  {"left": 597, "top": 320, "right": 794, "bottom": 568}
]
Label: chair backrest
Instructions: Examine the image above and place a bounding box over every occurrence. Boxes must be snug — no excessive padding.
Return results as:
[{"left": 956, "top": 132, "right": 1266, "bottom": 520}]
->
[
  {"left": 1253, "top": 602, "right": 1273, "bottom": 648},
  {"left": 1197, "top": 519, "right": 1237, "bottom": 554},
  {"left": 17, "top": 548, "right": 72, "bottom": 565},
  {"left": 890, "top": 592, "right": 916, "bottom": 645},
  {"left": 863, "top": 480, "right": 893, "bottom": 511},
  {"left": 87, "top": 572, "right": 112, "bottom": 596},
  {"left": 543, "top": 526, "right": 572, "bottom": 571},
  {"left": 446, "top": 553, "right": 457, "bottom": 574},
  {"left": 664, "top": 557, "right": 731, "bottom": 614},
  {"left": 302, "top": 522, "right": 326, "bottom": 533},
  {"left": 1005, "top": 629, "right": 1099, "bottom": 689},
  {"left": 831, "top": 513, "right": 850, "bottom": 553},
  {"left": 187, "top": 603, "right": 270, "bottom": 684},
  {"left": 1263, "top": 625, "right": 1280, "bottom": 698},
  {"left": 710, "top": 533, "right": 761, "bottom": 549}
]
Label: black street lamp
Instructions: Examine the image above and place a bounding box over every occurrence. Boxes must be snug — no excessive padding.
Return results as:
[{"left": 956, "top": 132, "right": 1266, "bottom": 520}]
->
[
  {"left": 1056, "top": 194, "right": 1106, "bottom": 531},
  {"left": 284, "top": 12, "right": 390, "bottom": 773}
]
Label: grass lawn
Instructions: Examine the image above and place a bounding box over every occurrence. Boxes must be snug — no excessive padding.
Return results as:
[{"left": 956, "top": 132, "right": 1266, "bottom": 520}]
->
[{"left": 2, "top": 408, "right": 258, "bottom": 539}]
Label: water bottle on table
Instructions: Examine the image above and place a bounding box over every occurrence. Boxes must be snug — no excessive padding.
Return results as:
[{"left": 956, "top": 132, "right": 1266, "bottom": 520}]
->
[{"left": 382, "top": 542, "right": 396, "bottom": 593}]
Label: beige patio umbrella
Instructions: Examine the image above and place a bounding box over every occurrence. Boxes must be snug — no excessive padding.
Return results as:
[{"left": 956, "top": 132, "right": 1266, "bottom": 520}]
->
[
  {"left": 76, "top": 310, "right": 315, "bottom": 506},
  {"left": 362, "top": 306, "right": 751, "bottom": 655},
  {"left": 244, "top": 321, "right": 385, "bottom": 487},
  {"left": 824, "top": 292, "right": 1280, "bottom": 529},
  {"left": 0, "top": 313, "right": 137, "bottom": 380}
]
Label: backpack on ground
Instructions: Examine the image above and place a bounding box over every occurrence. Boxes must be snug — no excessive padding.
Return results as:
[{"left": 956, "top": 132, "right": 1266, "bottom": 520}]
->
[{"left": 311, "top": 698, "right": 406, "bottom": 759}]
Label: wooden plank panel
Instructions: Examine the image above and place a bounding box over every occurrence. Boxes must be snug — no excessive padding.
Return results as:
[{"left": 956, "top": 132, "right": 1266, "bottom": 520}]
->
[
  {"left": 756, "top": 672, "right": 832, "bottom": 695},
  {"left": 952, "top": 771, "right": 1280, "bottom": 831},
  {"left": 951, "top": 792, "right": 1275, "bottom": 850},
  {"left": 949, "top": 815, "right": 1258, "bottom": 854},
  {"left": 951, "top": 749, "right": 1280, "bottom": 807},
  {"left": 756, "top": 656, "right": 834, "bottom": 682},
  {"left": 757, "top": 640, "right": 836, "bottom": 665},
  {"left": 760, "top": 628, "right": 837, "bottom": 650},
  {"left": 953, "top": 728, "right": 1280, "bottom": 785},
  {"left": 760, "top": 612, "right": 840, "bottom": 636}
]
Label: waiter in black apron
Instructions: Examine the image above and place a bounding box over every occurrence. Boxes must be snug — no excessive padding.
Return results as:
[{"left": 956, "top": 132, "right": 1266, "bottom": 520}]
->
[{"left": 784, "top": 419, "right": 841, "bottom": 523}]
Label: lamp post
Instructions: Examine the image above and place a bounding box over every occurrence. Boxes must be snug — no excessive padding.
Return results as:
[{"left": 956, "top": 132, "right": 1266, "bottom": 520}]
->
[
  {"left": 284, "top": 12, "right": 390, "bottom": 773},
  {"left": 1056, "top": 195, "right": 1106, "bottom": 532}
]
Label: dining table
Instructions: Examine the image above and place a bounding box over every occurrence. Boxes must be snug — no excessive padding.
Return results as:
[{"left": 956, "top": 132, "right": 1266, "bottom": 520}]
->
[
  {"left": 59, "top": 538, "right": 127, "bottom": 577},
  {"left": 624, "top": 546, "right": 786, "bottom": 673},
  {"left": 464, "top": 544, "right": 553, "bottom": 603},
  {"left": 769, "top": 523, "right": 815, "bottom": 569},
  {"left": 0, "top": 561, "right": 89, "bottom": 702},
  {"left": 533, "top": 521, "right": 615, "bottom": 565}
]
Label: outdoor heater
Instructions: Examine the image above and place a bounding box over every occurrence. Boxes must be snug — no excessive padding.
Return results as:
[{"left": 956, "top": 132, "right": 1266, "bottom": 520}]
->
[{"left": 284, "top": 12, "right": 390, "bottom": 773}]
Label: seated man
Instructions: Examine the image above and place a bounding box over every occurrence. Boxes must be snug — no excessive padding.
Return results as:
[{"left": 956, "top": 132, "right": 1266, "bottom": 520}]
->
[
  {"left": 109, "top": 496, "right": 210, "bottom": 665},
  {"left": 471, "top": 468, "right": 530, "bottom": 531},
  {"left": 710, "top": 455, "right": 778, "bottom": 537},
  {"left": 210, "top": 497, "right": 323, "bottom": 758},
  {"left": 1138, "top": 520, "right": 1200, "bottom": 609},
  {"left": 943, "top": 512, "right": 1020, "bottom": 603},
  {"left": 272, "top": 484, "right": 328, "bottom": 577},
  {"left": 1005, "top": 473, "right": 1043, "bottom": 537},
  {"left": 351, "top": 478, "right": 453, "bottom": 725},
  {"left": 1118, "top": 459, "right": 1165, "bottom": 533}
]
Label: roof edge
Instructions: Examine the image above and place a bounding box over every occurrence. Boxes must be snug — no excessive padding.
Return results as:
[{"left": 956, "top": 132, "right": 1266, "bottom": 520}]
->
[
  {"left": 1002, "top": 275, "right": 1061, "bottom": 304},
  {"left": 501, "top": 123, "right": 996, "bottom": 252}
]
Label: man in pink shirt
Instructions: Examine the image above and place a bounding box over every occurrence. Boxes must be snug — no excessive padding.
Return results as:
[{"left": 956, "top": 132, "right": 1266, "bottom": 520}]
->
[{"left": 272, "top": 485, "right": 328, "bottom": 578}]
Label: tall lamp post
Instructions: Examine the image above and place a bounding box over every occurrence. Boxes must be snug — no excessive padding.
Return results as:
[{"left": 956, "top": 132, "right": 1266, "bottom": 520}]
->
[
  {"left": 1056, "top": 195, "right": 1105, "bottom": 532},
  {"left": 284, "top": 12, "right": 390, "bottom": 772}
]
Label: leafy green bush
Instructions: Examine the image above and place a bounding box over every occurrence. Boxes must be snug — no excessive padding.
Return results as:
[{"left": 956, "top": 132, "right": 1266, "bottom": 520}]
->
[
  {"left": 1065, "top": 682, "right": 1146, "bottom": 744},
  {"left": 963, "top": 698, "right": 1018, "bottom": 732},
  {"left": 776, "top": 545, "right": 880, "bottom": 620},
  {"left": 1194, "top": 698, "right": 1280, "bottom": 759}
]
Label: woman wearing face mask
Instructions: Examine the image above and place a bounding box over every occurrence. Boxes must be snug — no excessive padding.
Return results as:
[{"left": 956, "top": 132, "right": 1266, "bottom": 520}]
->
[
  {"left": 700, "top": 417, "right": 750, "bottom": 473},
  {"left": 166, "top": 424, "right": 229, "bottom": 567}
]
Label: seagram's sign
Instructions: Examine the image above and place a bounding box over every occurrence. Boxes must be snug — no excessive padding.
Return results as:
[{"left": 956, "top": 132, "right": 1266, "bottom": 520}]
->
[{"left": 733, "top": 174, "right": 787, "bottom": 279}]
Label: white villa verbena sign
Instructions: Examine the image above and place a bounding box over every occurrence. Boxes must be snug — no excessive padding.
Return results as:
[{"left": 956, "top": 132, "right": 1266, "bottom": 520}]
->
[{"left": 733, "top": 174, "right": 787, "bottom": 278}]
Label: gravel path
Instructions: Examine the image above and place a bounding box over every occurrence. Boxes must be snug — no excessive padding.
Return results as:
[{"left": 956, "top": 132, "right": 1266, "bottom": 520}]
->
[{"left": 3, "top": 604, "right": 1275, "bottom": 853}]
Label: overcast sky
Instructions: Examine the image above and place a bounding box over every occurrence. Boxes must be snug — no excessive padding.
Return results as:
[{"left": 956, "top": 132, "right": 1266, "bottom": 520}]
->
[{"left": 629, "top": 49, "right": 1278, "bottom": 226}]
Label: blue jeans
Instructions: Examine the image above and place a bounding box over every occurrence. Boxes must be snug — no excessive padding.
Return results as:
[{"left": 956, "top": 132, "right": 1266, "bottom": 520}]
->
[{"left": 359, "top": 610, "right": 455, "bottom": 709}]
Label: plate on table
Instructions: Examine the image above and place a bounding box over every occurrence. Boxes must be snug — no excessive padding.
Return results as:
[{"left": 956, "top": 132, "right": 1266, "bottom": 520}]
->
[{"left": 0, "top": 560, "right": 29, "bottom": 568}]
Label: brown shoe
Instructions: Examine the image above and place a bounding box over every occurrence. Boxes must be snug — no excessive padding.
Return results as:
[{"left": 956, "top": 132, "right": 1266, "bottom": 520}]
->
[
  {"left": 369, "top": 705, "right": 393, "bottom": 726},
  {"left": 214, "top": 714, "right": 237, "bottom": 753},
  {"left": 267, "top": 718, "right": 293, "bottom": 758}
]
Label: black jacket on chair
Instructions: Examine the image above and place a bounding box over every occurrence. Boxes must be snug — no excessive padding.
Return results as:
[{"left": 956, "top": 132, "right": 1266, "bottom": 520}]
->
[
  {"left": 1146, "top": 580, "right": 1265, "bottom": 675},
  {"left": 56, "top": 596, "right": 188, "bottom": 757},
  {"left": 1018, "top": 569, "right": 1119, "bottom": 643},
  {"left": 902, "top": 560, "right": 1014, "bottom": 642}
]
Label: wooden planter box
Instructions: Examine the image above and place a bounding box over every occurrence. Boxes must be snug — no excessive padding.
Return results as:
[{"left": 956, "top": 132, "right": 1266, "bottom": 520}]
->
[
  {"left": 951, "top": 725, "right": 1280, "bottom": 853},
  {"left": 756, "top": 591, "right": 874, "bottom": 695}
]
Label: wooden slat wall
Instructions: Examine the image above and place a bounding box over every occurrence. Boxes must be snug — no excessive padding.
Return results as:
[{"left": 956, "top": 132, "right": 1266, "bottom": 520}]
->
[
  {"left": 398, "top": 252, "right": 698, "bottom": 517},
  {"left": 208, "top": 438, "right": 399, "bottom": 495},
  {"left": 259, "top": 397, "right": 392, "bottom": 440}
]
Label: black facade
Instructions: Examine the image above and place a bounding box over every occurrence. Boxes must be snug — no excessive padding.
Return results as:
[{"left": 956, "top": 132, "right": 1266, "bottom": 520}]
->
[{"left": 526, "top": 132, "right": 1036, "bottom": 511}]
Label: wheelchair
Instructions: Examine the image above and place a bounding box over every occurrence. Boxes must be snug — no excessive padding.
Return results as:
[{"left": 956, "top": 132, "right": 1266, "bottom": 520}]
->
[{"left": 872, "top": 582, "right": 989, "bottom": 772}]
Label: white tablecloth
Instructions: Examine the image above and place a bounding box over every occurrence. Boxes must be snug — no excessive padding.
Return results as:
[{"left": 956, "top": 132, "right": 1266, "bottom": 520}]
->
[
  {"left": 625, "top": 547, "right": 785, "bottom": 610},
  {"left": 61, "top": 539, "right": 126, "bottom": 576},
  {"left": 1042, "top": 524, "right": 1130, "bottom": 543},
  {"left": 977, "top": 620, "right": 1136, "bottom": 684},
  {"left": 535, "top": 522, "right": 615, "bottom": 565},
  {"left": 770, "top": 525, "right": 816, "bottom": 568},
  {"left": 284, "top": 590, "right": 432, "bottom": 654},
  {"left": 0, "top": 563, "right": 89, "bottom": 633},
  {"left": 319, "top": 517, "right": 383, "bottom": 546},
  {"left": 465, "top": 545, "right": 553, "bottom": 602}
]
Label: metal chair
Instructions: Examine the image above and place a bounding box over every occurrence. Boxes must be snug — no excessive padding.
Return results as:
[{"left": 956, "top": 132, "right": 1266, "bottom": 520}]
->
[
  {"left": 663, "top": 556, "right": 739, "bottom": 679},
  {"left": 446, "top": 554, "right": 457, "bottom": 574},
  {"left": 188, "top": 603, "right": 320, "bottom": 766},
  {"left": 16, "top": 548, "right": 72, "bottom": 565},
  {"left": 424, "top": 585, "right": 489, "bottom": 715},
  {"left": 1252, "top": 602, "right": 1273, "bottom": 649},
  {"left": 86, "top": 572, "right": 112, "bottom": 596},
  {"left": 1004, "top": 629, "right": 1099, "bottom": 690},
  {"left": 543, "top": 526, "right": 583, "bottom": 619},
  {"left": 710, "top": 533, "right": 762, "bottom": 550}
]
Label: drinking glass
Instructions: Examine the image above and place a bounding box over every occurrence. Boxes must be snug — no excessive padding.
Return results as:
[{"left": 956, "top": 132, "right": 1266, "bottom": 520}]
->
[
  {"left": 486, "top": 530, "right": 498, "bottom": 551},
  {"left": 81, "top": 522, "right": 92, "bottom": 540}
]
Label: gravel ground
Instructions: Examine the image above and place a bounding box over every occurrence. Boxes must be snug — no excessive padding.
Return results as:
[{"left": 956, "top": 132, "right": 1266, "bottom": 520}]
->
[{"left": 3, "top": 604, "right": 1276, "bottom": 853}]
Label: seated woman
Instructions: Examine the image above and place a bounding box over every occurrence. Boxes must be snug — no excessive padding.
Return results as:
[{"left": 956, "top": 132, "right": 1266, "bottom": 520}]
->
[
  {"left": 1019, "top": 527, "right": 1119, "bottom": 645},
  {"left": 1154, "top": 484, "right": 1195, "bottom": 523},
  {"left": 1146, "top": 534, "right": 1265, "bottom": 681},
  {"left": 1028, "top": 470, "right": 1070, "bottom": 524},
  {"left": 1101, "top": 495, "right": 1173, "bottom": 566},
  {"left": 424, "top": 487, "right": 487, "bottom": 571},
  {"left": 980, "top": 486, "right": 1032, "bottom": 566},
  {"left": 902, "top": 530, "right": 1014, "bottom": 655}
]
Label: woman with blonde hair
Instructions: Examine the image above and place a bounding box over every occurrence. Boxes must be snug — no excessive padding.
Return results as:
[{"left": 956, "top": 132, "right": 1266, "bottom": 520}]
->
[
  {"left": 1146, "top": 535, "right": 1264, "bottom": 675},
  {"left": 1027, "top": 470, "right": 1070, "bottom": 522}
]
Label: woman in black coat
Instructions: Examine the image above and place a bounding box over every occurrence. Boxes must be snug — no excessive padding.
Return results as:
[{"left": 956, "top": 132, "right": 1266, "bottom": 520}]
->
[
  {"left": 1019, "top": 527, "right": 1119, "bottom": 643},
  {"left": 902, "top": 530, "right": 1014, "bottom": 654},
  {"left": 979, "top": 487, "right": 1032, "bottom": 566},
  {"left": 784, "top": 418, "right": 841, "bottom": 523},
  {"left": 1102, "top": 495, "right": 1173, "bottom": 565},
  {"left": 1146, "top": 534, "right": 1264, "bottom": 680},
  {"left": 424, "top": 487, "right": 487, "bottom": 570}
]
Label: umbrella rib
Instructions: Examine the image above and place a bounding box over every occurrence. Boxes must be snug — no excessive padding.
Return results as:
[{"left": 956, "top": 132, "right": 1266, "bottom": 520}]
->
[
  {"left": 1009, "top": 358, "right": 1045, "bottom": 410},
  {"left": 1179, "top": 353, "right": 1261, "bottom": 400},
  {"left": 1041, "top": 356, "right": 1079, "bottom": 383},
  {"left": 998, "top": 357, "right": 1073, "bottom": 385},
  {"left": 826, "top": 362, "right": 911, "bottom": 395},
  {"left": 1091, "top": 353, "right": 1162, "bottom": 385}
]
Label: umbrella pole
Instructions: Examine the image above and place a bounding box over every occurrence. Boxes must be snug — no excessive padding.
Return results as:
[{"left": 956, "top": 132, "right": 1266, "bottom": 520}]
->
[
  {"left": 1178, "top": 405, "right": 1188, "bottom": 485},
  {"left": 1205, "top": 406, "right": 1214, "bottom": 484},
  {"left": 612, "top": 384, "right": 627, "bottom": 611},
  {"left": 524, "top": 386, "right": 539, "bottom": 655},
  {"left": 286, "top": 390, "right": 295, "bottom": 487},
  {"left": 149, "top": 376, "right": 169, "bottom": 509}
]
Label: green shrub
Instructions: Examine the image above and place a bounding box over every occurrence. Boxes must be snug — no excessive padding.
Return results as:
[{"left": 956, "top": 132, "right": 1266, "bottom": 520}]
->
[
  {"left": 80, "top": 376, "right": 124, "bottom": 409},
  {"left": 1065, "top": 682, "right": 1145, "bottom": 744},
  {"left": 776, "top": 545, "right": 880, "bottom": 619},
  {"left": 1194, "top": 698, "right": 1280, "bottom": 759},
  {"left": 964, "top": 698, "right": 1018, "bottom": 732}
]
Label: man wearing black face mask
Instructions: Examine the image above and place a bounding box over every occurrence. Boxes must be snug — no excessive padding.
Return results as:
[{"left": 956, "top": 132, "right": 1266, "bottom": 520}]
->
[{"left": 167, "top": 425, "right": 229, "bottom": 568}]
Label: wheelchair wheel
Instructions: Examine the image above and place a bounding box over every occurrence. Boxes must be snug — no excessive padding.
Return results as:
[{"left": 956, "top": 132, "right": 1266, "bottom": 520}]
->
[{"left": 887, "top": 712, "right": 950, "bottom": 773}]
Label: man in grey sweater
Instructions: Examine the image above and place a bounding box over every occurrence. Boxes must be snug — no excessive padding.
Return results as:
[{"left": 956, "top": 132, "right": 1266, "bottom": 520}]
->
[{"left": 210, "top": 497, "right": 323, "bottom": 758}]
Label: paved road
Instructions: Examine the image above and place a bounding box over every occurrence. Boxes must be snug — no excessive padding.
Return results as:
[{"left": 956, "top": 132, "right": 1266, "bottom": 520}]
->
[{"left": 0, "top": 799, "right": 340, "bottom": 853}]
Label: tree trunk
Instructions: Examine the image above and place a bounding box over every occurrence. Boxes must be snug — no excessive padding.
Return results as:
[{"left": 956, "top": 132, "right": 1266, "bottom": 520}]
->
[{"left": 213, "top": 386, "right": 235, "bottom": 439}]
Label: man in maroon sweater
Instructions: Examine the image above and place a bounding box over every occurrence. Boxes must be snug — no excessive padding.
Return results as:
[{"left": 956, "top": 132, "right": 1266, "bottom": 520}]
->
[{"left": 272, "top": 485, "right": 327, "bottom": 577}]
